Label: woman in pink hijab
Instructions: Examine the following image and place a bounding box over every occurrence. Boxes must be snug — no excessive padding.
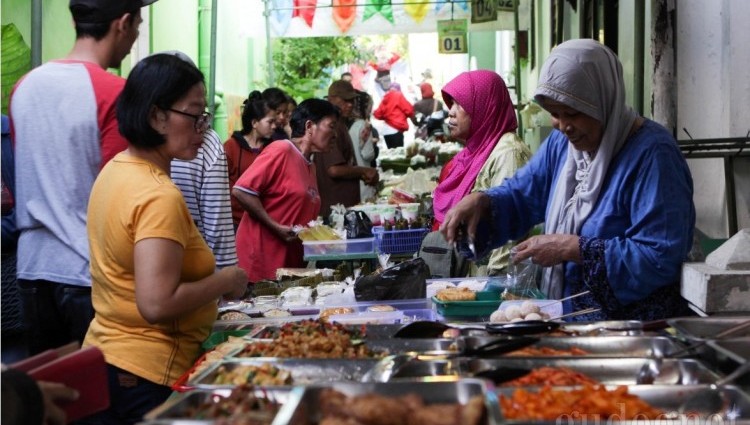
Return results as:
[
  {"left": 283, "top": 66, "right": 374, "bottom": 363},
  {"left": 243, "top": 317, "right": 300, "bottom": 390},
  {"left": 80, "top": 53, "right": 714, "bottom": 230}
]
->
[
  {"left": 433, "top": 70, "right": 526, "bottom": 226},
  {"left": 431, "top": 70, "right": 530, "bottom": 273}
]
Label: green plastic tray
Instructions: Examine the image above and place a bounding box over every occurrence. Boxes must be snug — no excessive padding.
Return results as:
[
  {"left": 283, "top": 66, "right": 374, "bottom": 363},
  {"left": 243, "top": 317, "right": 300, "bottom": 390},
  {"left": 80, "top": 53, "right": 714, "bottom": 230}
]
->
[
  {"left": 431, "top": 291, "right": 502, "bottom": 318},
  {"left": 201, "top": 329, "right": 251, "bottom": 351}
]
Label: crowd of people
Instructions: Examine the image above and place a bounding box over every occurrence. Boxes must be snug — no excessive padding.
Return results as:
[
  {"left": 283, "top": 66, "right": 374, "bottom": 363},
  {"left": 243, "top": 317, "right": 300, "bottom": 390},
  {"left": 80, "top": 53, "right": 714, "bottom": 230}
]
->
[{"left": 1, "top": 0, "right": 698, "bottom": 423}]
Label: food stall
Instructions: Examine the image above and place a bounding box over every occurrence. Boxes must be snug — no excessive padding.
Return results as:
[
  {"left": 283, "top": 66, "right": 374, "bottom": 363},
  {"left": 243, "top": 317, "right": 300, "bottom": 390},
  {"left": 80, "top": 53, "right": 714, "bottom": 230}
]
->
[{"left": 135, "top": 269, "right": 750, "bottom": 424}]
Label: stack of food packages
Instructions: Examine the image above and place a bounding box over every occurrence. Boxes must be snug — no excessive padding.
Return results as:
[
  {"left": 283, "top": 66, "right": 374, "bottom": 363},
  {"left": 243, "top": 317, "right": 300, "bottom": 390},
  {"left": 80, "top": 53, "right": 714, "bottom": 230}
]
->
[{"left": 144, "top": 276, "right": 749, "bottom": 424}]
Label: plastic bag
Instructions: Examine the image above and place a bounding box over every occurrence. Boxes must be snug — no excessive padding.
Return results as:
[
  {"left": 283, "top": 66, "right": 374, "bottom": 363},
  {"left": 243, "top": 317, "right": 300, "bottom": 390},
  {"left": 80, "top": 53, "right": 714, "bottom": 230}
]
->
[
  {"left": 484, "top": 251, "right": 544, "bottom": 300},
  {"left": 354, "top": 257, "right": 429, "bottom": 301},
  {"left": 344, "top": 209, "right": 373, "bottom": 239}
]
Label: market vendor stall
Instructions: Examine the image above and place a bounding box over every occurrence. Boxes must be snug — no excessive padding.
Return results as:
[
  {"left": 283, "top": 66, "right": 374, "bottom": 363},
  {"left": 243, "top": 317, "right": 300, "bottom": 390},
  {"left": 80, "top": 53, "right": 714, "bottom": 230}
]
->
[{"left": 136, "top": 266, "right": 750, "bottom": 424}]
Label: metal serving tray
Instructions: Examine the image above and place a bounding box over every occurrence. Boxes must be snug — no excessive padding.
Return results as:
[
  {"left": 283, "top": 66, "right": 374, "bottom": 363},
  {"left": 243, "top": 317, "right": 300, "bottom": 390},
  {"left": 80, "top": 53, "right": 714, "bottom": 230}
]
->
[
  {"left": 494, "top": 384, "right": 750, "bottom": 421},
  {"left": 669, "top": 316, "right": 750, "bottom": 342},
  {"left": 459, "top": 336, "right": 683, "bottom": 358},
  {"left": 271, "top": 379, "right": 502, "bottom": 425},
  {"left": 707, "top": 338, "right": 750, "bottom": 364},
  {"left": 141, "top": 387, "right": 291, "bottom": 424},
  {"left": 189, "top": 358, "right": 380, "bottom": 389},
  {"left": 226, "top": 338, "right": 459, "bottom": 359},
  {"left": 379, "top": 357, "right": 719, "bottom": 385}
]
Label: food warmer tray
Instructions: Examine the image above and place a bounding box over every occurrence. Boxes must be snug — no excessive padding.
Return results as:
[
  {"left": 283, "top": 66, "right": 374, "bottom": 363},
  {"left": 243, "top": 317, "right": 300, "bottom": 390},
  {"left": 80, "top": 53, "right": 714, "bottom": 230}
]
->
[
  {"left": 459, "top": 335, "right": 683, "bottom": 358},
  {"left": 226, "top": 338, "right": 460, "bottom": 359},
  {"left": 189, "top": 358, "right": 380, "bottom": 389},
  {"left": 668, "top": 316, "right": 750, "bottom": 342},
  {"left": 493, "top": 384, "right": 750, "bottom": 422},
  {"left": 706, "top": 337, "right": 750, "bottom": 383},
  {"left": 271, "top": 379, "right": 502, "bottom": 425},
  {"left": 379, "top": 357, "right": 720, "bottom": 385},
  {"left": 140, "top": 387, "right": 292, "bottom": 424}
]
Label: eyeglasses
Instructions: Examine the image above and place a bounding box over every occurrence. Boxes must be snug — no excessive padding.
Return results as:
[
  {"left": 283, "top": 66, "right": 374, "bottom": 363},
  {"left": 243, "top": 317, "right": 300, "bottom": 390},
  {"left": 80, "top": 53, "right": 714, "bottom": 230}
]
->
[{"left": 167, "top": 108, "right": 212, "bottom": 133}]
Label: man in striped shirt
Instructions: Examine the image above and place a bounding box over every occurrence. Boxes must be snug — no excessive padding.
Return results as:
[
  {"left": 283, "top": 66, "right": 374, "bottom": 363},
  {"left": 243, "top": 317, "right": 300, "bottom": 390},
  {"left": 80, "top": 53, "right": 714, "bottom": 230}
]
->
[{"left": 171, "top": 128, "right": 238, "bottom": 268}]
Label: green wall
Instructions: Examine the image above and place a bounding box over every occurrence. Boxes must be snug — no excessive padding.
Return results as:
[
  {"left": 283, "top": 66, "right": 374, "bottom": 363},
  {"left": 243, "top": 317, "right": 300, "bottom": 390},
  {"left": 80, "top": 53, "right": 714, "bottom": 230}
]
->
[{"left": 1, "top": 0, "right": 75, "bottom": 62}]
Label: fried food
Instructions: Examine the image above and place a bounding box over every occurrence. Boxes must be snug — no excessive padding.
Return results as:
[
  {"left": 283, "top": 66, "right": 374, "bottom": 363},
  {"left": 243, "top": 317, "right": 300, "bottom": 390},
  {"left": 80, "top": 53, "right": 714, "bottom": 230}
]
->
[
  {"left": 504, "top": 346, "right": 589, "bottom": 356},
  {"left": 320, "top": 307, "right": 355, "bottom": 322},
  {"left": 238, "top": 319, "right": 376, "bottom": 359},
  {"left": 211, "top": 363, "right": 292, "bottom": 386},
  {"left": 499, "top": 384, "right": 664, "bottom": 420},
  {"left": 319, "top": 389, "right": 485, "bottom": 425},
  {"left": 501, "top": 367, "right": 598, "bottom": 386},
  {"left": 435, "top": 287, "right": 476, "bottom": 301}
]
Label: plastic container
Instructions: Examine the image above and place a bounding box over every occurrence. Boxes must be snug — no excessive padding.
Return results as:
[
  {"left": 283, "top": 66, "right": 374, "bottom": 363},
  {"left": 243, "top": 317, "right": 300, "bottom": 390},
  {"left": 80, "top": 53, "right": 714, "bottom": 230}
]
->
[
  {"left": 372, "top": 226, "right": 429, "bottom": 255},
  {"left": 432, "top": 290, "right": 503, "bottom": 318},
  {"left": 327, "top": 310, "right": 405, "bottom": 325},
  {"left": 303, "top": 237, "right": 375, "bottom": 257},
  {"left": 398, "top": 203, "right": 420, "bottom": 221}
]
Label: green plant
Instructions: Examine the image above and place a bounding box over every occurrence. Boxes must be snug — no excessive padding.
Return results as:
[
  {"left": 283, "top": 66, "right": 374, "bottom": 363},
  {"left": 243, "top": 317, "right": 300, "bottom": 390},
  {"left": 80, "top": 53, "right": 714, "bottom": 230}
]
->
[
  {"left": 272, "top": 36, "right": 361, "bottom": 100},
  {"left": 1, "top": 24, "right": 32, "bottom": 115}
]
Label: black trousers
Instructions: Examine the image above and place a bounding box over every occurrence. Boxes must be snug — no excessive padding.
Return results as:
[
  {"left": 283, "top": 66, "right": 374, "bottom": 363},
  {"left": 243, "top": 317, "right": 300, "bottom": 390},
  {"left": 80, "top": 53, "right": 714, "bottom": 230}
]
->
[
  {"left": 17, "top": 279, "right": 94, "bottom": 355},
  {"left": 384, "top": 132, "right": 404, "bottom": 149}
]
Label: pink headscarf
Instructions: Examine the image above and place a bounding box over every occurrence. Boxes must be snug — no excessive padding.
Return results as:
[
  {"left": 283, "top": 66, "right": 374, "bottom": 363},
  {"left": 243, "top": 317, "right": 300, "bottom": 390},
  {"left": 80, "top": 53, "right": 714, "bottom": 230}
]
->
[{"left": 433, "top": 70, "right": 518, "bottom": 224}]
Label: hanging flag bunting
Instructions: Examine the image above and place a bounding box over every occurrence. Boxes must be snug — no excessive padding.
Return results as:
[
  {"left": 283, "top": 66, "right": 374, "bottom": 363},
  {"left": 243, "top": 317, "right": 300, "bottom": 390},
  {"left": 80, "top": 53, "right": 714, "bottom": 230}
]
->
[
  {"left": 434, "top": 0, "right": 468, "bottom": 13},
  {"left": 363, "top": 0, "right": 394, "bottom": 23},
  {"left": 269, "top": 0, "right": 293, "bottom": 35},
  {"left": 404, "top": 0, "right": 430, "bottom": 23},
  {"left": 293, "top": 0, "right": 317, "bottom": 27},
  {"left": 332, "top": 0, "right": 357, "bottom": 33}
]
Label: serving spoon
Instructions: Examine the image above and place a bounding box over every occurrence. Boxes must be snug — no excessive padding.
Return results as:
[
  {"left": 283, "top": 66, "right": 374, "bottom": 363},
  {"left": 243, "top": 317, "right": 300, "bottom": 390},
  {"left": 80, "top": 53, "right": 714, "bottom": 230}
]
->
[{"left": 678, "top": 361, "right": 750, "bottom": 417}]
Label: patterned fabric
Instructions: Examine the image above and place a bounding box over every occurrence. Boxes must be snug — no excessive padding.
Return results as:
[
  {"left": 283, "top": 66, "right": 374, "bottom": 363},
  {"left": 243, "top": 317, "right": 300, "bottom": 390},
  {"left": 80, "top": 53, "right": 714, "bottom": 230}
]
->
[
  {"left": 433, "top": 70, "right": 518, "bottom": 224},
  {"left": 570, "top": 237, "right": 693, "bottom": 321},
  {"left": 171, "top": 129, "right": 238, "bottom": 268}
]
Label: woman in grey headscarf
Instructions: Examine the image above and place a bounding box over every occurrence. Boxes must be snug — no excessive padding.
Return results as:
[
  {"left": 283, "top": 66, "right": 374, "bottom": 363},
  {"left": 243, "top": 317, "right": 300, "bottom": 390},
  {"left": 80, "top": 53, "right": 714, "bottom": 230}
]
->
[{"left": 440, "top": 39, "right": 695, "bottom": 321}]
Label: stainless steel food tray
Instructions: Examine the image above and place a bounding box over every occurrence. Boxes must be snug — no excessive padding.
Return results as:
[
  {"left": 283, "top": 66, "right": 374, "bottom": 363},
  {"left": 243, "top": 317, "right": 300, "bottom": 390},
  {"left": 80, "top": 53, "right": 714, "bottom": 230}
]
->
[
  {"left": 271, "top": 379, "right": 502, "bottom": 425},
  {"left": 227, "top": 338, "right": 459, "bottom": 359},
  {"left": 189, "top": 358, "right": 380, "bottom": 389},
  {"left": 459, "top": 336, "right": 683, "bottom": 358},
  {"left": 494, "top": 384, "right": 750, "bottom": 421},
  {"left": 708, "top": 338, "right": 750, "bottom": 363},
  {"left": 141, "top": 387, "right": 291, "bottom": 423},
  {"left": 379, "top": 357, "right": 720, "bottom": 385},
  {"left": 669, "top": 316, "right": 750, "bottom": 342}
]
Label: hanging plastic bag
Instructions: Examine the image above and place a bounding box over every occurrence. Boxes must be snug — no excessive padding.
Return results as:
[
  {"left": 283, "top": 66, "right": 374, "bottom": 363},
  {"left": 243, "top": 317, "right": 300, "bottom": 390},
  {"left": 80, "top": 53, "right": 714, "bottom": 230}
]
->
[
  {"left": 354, "top": 257, "right": 429, "bottom": 301},
  {"left": 344, "top": 209, "right": 373, "bottom": 239}
]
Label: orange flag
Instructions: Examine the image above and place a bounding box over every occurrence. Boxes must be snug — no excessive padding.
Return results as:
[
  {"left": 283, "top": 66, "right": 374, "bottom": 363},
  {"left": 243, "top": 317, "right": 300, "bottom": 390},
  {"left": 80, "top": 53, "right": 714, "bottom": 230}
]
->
[{"left": 332, "top": 0, "right": 357, "bottom": 33}]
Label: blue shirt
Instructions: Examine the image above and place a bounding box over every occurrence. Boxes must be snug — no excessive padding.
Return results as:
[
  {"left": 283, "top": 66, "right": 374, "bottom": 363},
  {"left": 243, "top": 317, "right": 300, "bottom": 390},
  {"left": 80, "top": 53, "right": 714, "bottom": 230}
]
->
[{"left": 484, "top": 119, "right": 695, "bottom": 320}]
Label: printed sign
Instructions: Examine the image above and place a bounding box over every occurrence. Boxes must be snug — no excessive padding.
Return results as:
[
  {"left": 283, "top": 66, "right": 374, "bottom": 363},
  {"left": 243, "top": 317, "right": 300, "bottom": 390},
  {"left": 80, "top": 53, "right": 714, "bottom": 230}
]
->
[
  {"left": 437, "top": 19, "right": 468, "bottom": 54},
  {"left": 471, "top": 0, "right": 496, "bottom": 23}
]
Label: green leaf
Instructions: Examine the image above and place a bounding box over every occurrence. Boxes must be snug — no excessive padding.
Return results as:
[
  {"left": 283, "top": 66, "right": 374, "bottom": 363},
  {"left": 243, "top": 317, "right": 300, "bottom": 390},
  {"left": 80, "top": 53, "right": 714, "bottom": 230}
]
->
[{"left": 1, "top": 24, "right": 32, "bottom": 115}]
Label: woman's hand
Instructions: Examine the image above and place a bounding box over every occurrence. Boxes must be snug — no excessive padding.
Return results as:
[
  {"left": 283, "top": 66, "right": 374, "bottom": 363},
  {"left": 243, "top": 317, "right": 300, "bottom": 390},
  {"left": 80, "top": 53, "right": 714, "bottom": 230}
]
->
[
  {"left": 218, "top": 266, "right": 249, "bottom": 299},
  {"left": 272, "top": 224, "right": 298, "bottom": 243},
  {"left": 439, "top": 192, "right": 490, "bottom": 243},
  {"left": 512, "top": 234, "right": 581, "bottom": 267}
]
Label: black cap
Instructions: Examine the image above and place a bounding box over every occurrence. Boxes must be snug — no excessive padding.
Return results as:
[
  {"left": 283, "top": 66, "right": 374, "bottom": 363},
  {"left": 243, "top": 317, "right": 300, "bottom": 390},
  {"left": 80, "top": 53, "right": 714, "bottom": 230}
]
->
[{"left": 69, "top": 0, "right": 159, "bottom": 23}]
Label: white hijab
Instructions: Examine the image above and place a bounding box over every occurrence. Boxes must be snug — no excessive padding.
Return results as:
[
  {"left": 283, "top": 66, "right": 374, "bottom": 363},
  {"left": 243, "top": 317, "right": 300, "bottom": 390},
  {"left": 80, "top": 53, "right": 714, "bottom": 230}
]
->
[{"left": 535, "top": 39, "right": 638, "bottom": 299}]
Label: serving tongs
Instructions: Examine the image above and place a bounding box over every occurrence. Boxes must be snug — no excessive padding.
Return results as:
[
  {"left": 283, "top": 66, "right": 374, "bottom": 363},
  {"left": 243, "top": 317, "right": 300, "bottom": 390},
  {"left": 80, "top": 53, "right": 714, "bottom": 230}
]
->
[
  {"left": 393, "top": 320, "right": 559, "bottom": 338},
  {"left": 636, "top": 319, "right": 750, "bottom": 384}
]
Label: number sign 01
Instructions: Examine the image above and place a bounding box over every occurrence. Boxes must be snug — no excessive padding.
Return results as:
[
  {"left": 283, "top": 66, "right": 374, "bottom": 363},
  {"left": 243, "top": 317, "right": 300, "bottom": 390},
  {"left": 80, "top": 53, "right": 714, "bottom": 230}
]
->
[{"left": 437, "top": 19, "right": 468, "bottom": 54}]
